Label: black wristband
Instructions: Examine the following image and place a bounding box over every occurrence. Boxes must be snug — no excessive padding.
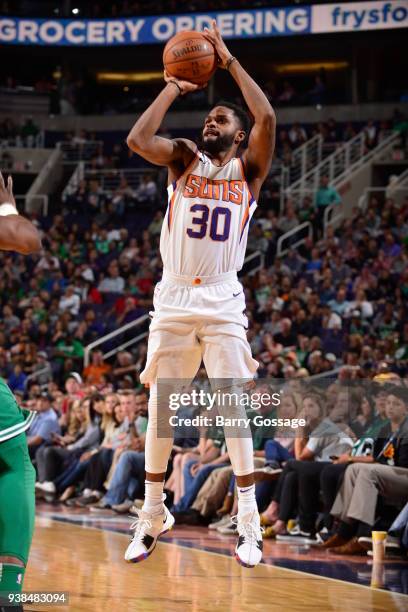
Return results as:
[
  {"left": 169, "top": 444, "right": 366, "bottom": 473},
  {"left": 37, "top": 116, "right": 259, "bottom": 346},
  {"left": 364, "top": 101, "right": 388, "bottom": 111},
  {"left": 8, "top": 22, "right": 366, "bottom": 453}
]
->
[
  {"left": 169, "top": 80, "right": 182, "bottom": 95},
  {"left": 225, "top": 56, "right": 237, "bottom": 71}
]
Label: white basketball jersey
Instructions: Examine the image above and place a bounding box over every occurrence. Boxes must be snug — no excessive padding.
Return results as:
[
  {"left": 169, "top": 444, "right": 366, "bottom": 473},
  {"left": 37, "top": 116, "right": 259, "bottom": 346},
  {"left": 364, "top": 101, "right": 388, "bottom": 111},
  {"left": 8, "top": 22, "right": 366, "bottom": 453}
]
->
[{"left": 160, "top": 151, "right": 257, "bottom": 277}]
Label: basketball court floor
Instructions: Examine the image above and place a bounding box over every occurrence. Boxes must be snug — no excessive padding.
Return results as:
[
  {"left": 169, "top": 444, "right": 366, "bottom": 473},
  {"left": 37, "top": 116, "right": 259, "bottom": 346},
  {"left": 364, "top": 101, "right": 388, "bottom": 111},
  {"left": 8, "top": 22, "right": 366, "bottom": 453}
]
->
[{"left": 21, "top": 504, "right": 408, "bottom": 611}]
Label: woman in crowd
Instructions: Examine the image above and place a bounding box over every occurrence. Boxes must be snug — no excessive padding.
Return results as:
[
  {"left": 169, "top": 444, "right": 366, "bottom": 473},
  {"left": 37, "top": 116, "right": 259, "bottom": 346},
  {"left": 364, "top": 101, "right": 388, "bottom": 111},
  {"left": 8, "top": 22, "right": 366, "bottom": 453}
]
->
[
  {"left": 35, "top": 395, "right": 103, "bottom": 500},
  {"left": 261, "top": 392, "right": 354, "bottom": 542},
  {"left": 55, "top": 393, "right": 120, "bottom": 502},
  {"left": 65, "top": 396, "right": 130, "bottom": 506}
]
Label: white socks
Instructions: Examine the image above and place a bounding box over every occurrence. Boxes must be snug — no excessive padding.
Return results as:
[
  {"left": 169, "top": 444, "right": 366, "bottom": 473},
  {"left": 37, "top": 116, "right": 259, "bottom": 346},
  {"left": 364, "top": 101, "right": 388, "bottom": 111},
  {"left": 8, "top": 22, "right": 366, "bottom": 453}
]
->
[
  {"left": 237, "top": 484, "right": 258, "bottom": 516},
  {"left": 142, "top": 480, "right": 165, "bottom": 515}
]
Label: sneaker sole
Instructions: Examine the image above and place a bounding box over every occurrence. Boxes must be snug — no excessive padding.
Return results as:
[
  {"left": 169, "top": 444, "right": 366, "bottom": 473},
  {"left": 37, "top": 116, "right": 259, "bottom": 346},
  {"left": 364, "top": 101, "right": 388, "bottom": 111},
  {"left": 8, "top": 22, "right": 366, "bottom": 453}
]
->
[
  {"left": 125, "top": 515, "right": 175, "bottom": 564},
  {"left": 234, "top": 552, "right": 256, "bottom": 569}
]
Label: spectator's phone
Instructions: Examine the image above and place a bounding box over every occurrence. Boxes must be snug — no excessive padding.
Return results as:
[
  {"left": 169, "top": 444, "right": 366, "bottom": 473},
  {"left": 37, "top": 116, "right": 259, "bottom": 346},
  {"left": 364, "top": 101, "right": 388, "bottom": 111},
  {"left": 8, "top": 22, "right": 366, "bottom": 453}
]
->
[{"left": 330, "top": 455, "right": 338, "bottom": 461}]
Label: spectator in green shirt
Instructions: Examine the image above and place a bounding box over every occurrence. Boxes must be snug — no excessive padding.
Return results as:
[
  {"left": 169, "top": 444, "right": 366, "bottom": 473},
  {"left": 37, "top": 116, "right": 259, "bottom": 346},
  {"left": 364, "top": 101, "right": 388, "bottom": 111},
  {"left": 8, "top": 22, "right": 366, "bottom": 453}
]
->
[
  {"left": 315, "top": 175, "right": 341, "bottom": 208},
  {"left": 315, "top": 175, "right": 341, "bottom": 237}
]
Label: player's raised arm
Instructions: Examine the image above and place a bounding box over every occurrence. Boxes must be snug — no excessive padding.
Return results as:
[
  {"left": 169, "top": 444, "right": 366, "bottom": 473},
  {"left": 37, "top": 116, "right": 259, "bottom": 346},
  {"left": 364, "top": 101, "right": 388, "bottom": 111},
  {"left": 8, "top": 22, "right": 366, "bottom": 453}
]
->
[
  {"left": 126, "top": 73, "right": 200, "bottom": 171},
  {"left": 203, "top": 21, "right": 276, "bottom": 185},
  {"left": 0, "top": 172, "right": 42, "bottom": 255}
]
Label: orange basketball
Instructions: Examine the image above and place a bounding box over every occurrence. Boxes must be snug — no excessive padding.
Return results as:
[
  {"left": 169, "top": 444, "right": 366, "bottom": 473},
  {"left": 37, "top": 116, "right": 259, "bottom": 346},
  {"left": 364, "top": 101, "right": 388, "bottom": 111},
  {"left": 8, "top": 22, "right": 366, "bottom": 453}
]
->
[{"left": 163, "top": 30, "right": 217, "bottom": 85}]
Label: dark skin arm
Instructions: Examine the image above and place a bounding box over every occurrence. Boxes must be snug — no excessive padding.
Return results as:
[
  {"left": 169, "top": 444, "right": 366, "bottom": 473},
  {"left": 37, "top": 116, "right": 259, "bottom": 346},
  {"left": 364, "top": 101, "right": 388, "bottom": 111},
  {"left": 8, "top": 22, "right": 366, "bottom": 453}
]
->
[
  {"left": 203, "top": 21, "right": 276, "bottom": 200},
  {"left": 0, "top": 173, "right": 42, "bottom": 254},
  {"left": 126, "top": 78, "right": 200, "bottom": 183}
]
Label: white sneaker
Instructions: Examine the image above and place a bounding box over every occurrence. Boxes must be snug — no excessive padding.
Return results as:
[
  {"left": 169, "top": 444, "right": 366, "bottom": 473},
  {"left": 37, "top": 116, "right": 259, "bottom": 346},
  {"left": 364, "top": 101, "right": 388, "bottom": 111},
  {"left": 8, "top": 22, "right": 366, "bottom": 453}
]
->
[
  {"left": 358, "top": 535, "right": 401, "bottom": 552},
  {"left": 35, "top": 481, "right": 56, "bottom": 493},
  {"left": 276, "top": 526, "right": 318, "bottom": 545},
  {"left": 234, "top": 511, "right": 263, "bottom": 568},
  {"left": 124, "top": 505, "right": 174, "bottom": 563},
  {"left": 217, "top": 520, "right": 238, "bottom": 535},
  {"left": 209, "top": 515, "right": 231, "bottom": 530}
]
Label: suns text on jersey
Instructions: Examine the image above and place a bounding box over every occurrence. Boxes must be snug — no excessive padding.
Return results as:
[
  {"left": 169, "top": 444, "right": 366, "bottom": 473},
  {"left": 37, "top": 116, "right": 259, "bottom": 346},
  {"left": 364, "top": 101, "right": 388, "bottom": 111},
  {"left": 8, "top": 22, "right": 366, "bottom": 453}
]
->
[{"left": 183, "top": 173, "right": 244, "bottom": 205}]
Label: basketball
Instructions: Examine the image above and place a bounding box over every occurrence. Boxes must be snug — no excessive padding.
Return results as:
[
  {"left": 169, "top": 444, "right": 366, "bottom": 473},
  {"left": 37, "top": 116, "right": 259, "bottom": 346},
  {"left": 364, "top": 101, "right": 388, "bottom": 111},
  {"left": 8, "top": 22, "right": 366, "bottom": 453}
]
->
[{"left": 163, "top": 30, "right": 217, "bottom": 85}]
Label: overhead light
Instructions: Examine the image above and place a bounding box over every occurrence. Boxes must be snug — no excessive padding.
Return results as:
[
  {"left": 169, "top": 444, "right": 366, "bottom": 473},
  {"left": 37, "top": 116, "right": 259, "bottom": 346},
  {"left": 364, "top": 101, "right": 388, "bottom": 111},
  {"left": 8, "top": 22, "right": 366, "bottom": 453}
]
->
[
  {"left": 123, "top": 86, "right": 129, "bottom": 92},
  {"left": 274, "top": 61, "right": 349, "bottom": 74},
  {"left": 72, "top": 8, "right": 79, "bottom": 14},
  {"left": 54, "top": 8, "right": 59, "bottom": 14},
  {"left": 97, "top": 71, "right": 163, "bottom": 83}
]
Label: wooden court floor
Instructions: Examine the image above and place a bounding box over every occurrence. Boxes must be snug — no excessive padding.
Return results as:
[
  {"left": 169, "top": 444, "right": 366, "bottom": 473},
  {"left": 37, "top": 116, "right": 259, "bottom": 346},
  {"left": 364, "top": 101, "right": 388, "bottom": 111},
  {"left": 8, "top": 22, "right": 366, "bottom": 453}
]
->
[{"left": 22, "top": 517, "right": 408, "bottom": 612}]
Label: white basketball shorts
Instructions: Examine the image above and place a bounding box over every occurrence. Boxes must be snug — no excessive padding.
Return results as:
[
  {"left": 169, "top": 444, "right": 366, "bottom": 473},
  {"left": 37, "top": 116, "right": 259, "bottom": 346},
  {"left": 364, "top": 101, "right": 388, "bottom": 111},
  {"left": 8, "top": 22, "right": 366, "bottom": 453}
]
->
[{"left": 140, "top": 270, "right": 258, "bottom": 384}]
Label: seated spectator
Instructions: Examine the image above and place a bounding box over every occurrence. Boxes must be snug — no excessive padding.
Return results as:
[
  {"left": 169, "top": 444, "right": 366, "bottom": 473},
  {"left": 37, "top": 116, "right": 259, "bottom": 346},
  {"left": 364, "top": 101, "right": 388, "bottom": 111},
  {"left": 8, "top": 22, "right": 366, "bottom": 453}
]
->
[
  {"left": 387, "top": 501, "right": 408, "bottom": 552},
  {"left": 277, "top": 203, "right": 299, "bottom": 234},
  {"left": 59, "top": 394, "right": 128, "bottom": 504},
  {"left": 27, "top": 392, "right": 60, "bottom": 459},
  {"left": 261, "top": 393, "right": 354, "bottom": 541},
  {"left": 31, "top": 351, "right": 52, "bottom": 385},
  {"left": 321, "top": 385, "right": 408, "bottom": 555},
  {"left": 112, "top": 351, "right": 139, "bottom": 388},
  {"left": 345, "top": 289, "right": 373, "bottom": 319},
  {"left": 3, "top": 304, "right": 20, "bottom": 333},
  {"left": 288, "top": 123, "right": 307, "bottom": 147},
  {"left": 328, "top": 286, "right": 350, "bottom": 317},
  {"left": 111, "top": 176, "right": 135, "bottom": 216},
  {"left": 314, "top": 175, "right": 341, "bottom": 236},
  {"left": 8, "top": 363, "right": 27, "bottom": 393},
  {"left": 35, "top": 396, "right": 102, "bottom": 499},
  {"left": 247, "top": 223, "right": 269, "bottom": 254},
  {"left": 171, "top": 426, "right": 230, "bottom": 520},
  {"left": 21, "top": 116, "right": 39, "bottom": 147},
  {"left": 148, "top": 211, "right": 164, "bottom": 237},
  {"left": 135, "top": 173, "right": 157, "bottom": 204},
  {"left": 274, "top": 318, "right": 296, "bottom": 348},
  {"left": 98, "top": 260, "right": 125, "bottom": 293},
  {"left": 87, "top": 390, "right": 145, "bottom": 511},
  {"left": 35, "top": 250, "right": 60, "bottom": 273},
  {"left": 251, "top": 392, "right": 300, "bottom": 508},
  {"left": 59, "top": 285, "right": 81, "bottom": 316},
  {"left": 83, "top": 350, "right": 112, "bottom": 386},
  {"left": 282, "top": 249, "right": 305, "bottom": 276}
]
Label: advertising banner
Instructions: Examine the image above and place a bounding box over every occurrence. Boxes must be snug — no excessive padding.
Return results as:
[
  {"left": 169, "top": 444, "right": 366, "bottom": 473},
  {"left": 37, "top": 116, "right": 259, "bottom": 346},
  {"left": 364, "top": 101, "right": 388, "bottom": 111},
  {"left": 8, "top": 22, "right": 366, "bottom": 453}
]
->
[{"left": 0, "top": 1, "right": 406, "bottom": 46}]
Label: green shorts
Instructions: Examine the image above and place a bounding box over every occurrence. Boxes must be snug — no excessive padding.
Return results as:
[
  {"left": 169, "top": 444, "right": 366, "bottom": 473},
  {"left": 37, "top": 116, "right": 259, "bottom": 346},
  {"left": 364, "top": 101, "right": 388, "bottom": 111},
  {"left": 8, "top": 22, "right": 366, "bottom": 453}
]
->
[{"left": 0, "top": 433, "right": 36, "bottom": 565}]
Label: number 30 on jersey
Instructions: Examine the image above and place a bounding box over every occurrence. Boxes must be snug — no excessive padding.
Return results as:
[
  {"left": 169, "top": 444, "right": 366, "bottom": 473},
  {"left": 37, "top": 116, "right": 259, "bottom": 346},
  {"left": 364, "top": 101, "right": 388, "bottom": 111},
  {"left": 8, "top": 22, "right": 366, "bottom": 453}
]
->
[{"left": 187, "top": 204, "right": 231, "bottom": 242}]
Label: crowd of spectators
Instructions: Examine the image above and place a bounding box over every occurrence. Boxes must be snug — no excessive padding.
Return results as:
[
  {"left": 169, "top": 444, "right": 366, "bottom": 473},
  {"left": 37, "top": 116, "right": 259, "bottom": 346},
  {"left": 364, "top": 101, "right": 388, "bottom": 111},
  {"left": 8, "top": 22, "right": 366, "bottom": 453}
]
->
[
  {"left": 1, "top": 116, "right": 407, "bottom": 390},
  {"left": 31, "top": 373, "right": 408, "bottom": 559},
  {"left": 0, "top": 116, "right": 42, "bottom": 149}
]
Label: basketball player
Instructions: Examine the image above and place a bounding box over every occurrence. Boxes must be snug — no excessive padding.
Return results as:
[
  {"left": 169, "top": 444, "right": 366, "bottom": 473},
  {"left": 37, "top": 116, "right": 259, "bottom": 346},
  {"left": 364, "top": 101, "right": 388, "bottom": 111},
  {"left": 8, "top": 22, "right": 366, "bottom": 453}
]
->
[
  {"left": 125, "top": 21, "right": 275, "bottom": 568},
  {"left": 0, "top": 172, "right": 41, "bottom": 611}
]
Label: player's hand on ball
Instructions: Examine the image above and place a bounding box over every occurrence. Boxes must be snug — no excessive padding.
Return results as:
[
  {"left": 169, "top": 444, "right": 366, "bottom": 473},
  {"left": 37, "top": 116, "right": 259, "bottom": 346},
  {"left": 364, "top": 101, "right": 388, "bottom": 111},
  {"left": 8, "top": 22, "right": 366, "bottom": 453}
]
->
[
  {"left": 164, "top": 70, "right": 204, "bottom": 95},
  {"left": 203, "top": 19, "right": 232, "bottom": 69},
  {"left": 0, "top": 171, "right": 16, "bottom": 206}
]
